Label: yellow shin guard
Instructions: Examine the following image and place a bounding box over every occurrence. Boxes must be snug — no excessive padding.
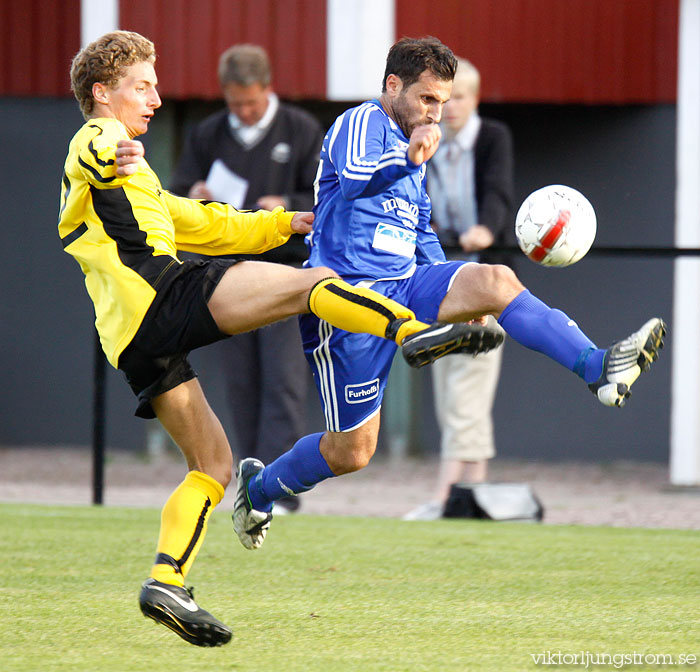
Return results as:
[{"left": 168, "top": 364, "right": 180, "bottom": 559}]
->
[
  {"left": 307, "top": 278, "right": 430, "bottom": 344},
  {"left": 149, "top": 470, "right": 225, "bottom": 586}
]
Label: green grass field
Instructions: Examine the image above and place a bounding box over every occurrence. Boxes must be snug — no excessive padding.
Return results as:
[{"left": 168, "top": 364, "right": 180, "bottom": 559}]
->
[{"left": 1, "top": 503, "right": 697, "bottom": 672}]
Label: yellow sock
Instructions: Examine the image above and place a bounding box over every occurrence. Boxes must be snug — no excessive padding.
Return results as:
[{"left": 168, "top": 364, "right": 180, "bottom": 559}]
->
[
  {"left": 149, "top": 470, "right": 225, "bottom": 586},
  {"left": 308, "top": 278, "right": 431, "bottom": 344}
]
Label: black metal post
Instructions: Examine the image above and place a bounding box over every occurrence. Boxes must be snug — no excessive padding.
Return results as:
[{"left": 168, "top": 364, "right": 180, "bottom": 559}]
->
[{"left": 92, "top": 330, "right": 107, "bottom": 505}]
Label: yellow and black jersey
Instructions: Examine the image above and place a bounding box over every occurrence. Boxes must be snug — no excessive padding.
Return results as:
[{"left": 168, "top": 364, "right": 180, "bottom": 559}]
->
[{"left": 58, "top": 118, "right": 298, "bottom": 367}]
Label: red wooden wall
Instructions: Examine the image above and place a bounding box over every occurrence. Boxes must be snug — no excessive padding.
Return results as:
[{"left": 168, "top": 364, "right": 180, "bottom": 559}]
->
[
  {"left": 0, "top": 0, "right": 678, "bottom": 103},
  {"left": 396, "top": 0, "right": 679, "bottom": 103},
  {"left": 0, "top": 0, "right": 80, "bottom": 96},
  {"left": 119, "top": 0, "right": 327, "bottom": 100}
]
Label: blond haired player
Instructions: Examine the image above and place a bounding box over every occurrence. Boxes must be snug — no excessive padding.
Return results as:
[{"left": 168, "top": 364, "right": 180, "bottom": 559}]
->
[{"left": 59, "top": 31, "right": 500, "bottom": 647}]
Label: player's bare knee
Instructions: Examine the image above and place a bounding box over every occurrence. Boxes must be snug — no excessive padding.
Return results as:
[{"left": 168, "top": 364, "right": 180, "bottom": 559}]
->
[
  {"left": 190, "top": 450, "right": 232, "bottom": 489},
  {"left": 351, "top": 445, "right": 375, "bottom": 471},
  {"left": 213, "top": 461, "right": 233, "bottom": 490},
  {"left": 493, "top": 263, "right": 522, "bottom": 291},
  {"left": 302, "top": 266, "right": 341, "bottom": 313},
  {"left": 332, "top": 448, "right": 373, "bottom": 475},
  {"left": 216, "top": 445, "right": 234, "bottom": 488},
  {"left": 309, "top": 266, "right": 339, "bottom": 284},
  {"left": 479, "top": 264, "right": 524, "bottom": 307},
  {"left": 323, "top": 438, "right": 376, "bottom": 475}
]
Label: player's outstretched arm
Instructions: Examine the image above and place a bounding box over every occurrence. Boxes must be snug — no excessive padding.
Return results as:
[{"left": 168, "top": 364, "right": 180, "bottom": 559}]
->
[{"left": 166, "top": 191, "right": 302, "bottom": 256}]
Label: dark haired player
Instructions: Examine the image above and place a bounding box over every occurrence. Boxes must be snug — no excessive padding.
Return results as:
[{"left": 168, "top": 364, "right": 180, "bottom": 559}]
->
[{"left": 234, "top": 36, "right": 666, "bottom": 540}]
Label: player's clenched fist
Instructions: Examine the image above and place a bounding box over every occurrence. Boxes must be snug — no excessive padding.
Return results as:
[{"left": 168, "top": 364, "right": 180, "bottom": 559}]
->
[
  {"left": 408, "top": 124, "right": 442, "bottom": 165},
  {"left": 291, "top": 211, "right": 314, "bottom": 234},
  {"left": 115, "top": 139, "right": 145, "bottom": 176}
]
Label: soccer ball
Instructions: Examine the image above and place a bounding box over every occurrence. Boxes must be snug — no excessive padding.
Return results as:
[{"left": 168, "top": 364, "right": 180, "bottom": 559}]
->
[{"left": 515, "top": 185, "right": 596, "bottom": 267}]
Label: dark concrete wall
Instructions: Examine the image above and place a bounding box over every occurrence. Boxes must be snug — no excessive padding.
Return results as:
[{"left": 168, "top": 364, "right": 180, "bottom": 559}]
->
[{"left": 0, "top": 98, "right": 674, "bottom": 462}]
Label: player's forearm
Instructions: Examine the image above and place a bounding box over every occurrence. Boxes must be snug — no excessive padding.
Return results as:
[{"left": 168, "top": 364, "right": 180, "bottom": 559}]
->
[
  {"left": 339, "top": 161, "right": 419, "bottom": 200},
  {"left": 168, "top": 193, "right": 296, "bottom": 254}
]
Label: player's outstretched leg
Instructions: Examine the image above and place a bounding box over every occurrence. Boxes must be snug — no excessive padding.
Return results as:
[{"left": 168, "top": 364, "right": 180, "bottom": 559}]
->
[
  {"left": 233, "top": 458, "right": 273, "bottom": 550},
  {"left": 139, "top": 579, "right": 232, "bottom": 647},
  {"left": 308, "top": 278, "right": 502, "bottom": 367},
  {"left": 588, "top": 318, "right": 666, "bottom": 407},
  {"left": 497, "top": 289, "right": 666, "bottom": 408}
]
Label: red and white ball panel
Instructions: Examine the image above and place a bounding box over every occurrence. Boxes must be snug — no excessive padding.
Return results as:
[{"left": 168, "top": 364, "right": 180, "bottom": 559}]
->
[{"left": 515, "top": 185, "right": 597, "bottom": 267}]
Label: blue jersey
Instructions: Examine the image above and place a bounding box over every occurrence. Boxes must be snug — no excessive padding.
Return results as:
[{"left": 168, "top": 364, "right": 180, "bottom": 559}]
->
[{"left": 307, "top": 99, "right": 445, "bottom": 282}]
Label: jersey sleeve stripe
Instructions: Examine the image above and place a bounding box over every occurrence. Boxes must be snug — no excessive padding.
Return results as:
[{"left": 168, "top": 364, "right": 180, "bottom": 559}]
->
[
  {"left": 349, "top": 104, "right": 373, "bottom": 170},
  {"left": 86, "top": 124, "right": 116, "bottom": 168},
  {"left": 376, "top": 157, "right": 408, "bottom": 170},
  {"left": 341, "top": 103, "right": 410, "bottom": 181},
  {"left": 327, "top": 111, "right": 346, "bottom": 159},
  {"left": 358, "top": 106, "right": 370, "bottom": 157},
  {"left": 341, "top": 150, "right": 408, "bottom": 180},
  {"left": 88, "top": 138, "right": 115, "bottom": 168},
  {"left": 60, "top": 222, "right": 88, "bottom": 248},
  {"left": 345, "top": 104, "right": 373, "bottom": 171},
  {"left": 78, "top": 155, "right": 117, "bottom": 183},
  {"left": 346, "top": 149, "right": 406, "bottom": 173},
  {"left": 340, "top": 168, "right": 372, "bottom": 182},
  {"left": 59, "top": 172, "right": 71, "bottom": 220},
  {"left": 353, "top": 105, "right": 371, "bottom": 162},
  {"left": 345, "top": 106, "right": 359, "bottom": 170}
]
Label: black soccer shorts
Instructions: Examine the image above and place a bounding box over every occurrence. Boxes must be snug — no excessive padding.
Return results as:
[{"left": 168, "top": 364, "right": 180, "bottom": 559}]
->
[{"left": 117, "top": 258, "right": 236, "bottom": 419}]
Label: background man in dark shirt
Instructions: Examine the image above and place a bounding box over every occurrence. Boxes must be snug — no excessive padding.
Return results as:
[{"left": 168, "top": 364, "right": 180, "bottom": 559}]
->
[{"left": 171, "top": 45, "right": 324, "bottom": 513}]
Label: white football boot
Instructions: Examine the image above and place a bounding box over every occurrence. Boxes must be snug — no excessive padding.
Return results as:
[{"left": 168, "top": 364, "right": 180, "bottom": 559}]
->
[
  {"left": 588, "top": 317, "right": 666, "bottom": 407},
  {"left": 232, "top": 458, "right": 272, "bottom": 550}
]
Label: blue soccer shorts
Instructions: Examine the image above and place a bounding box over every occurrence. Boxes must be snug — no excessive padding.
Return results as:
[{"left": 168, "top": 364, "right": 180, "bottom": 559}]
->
[{"left": 299, "top": 261, "right": 468, "bottom": 432}]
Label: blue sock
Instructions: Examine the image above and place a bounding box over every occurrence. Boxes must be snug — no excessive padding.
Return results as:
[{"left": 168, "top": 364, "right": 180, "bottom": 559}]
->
[
  {"left": 247, "top": 432, "right": 335, "bottom": 512},
  {"left": 498, "top": 289, "right": 605, "bottom": 383}
]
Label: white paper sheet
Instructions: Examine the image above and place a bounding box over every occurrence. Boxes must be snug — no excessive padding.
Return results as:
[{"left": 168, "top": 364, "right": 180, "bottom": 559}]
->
[{"left": 205, "top": 159, "right": 249, "bottom": 209}]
